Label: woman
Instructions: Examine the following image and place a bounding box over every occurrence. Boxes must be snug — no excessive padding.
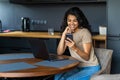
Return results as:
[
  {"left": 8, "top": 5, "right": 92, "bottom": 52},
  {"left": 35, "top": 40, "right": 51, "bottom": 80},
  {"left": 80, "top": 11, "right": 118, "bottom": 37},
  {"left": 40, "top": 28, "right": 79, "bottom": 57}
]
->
[{"left": 55, "top": 7, "right": 100, "bottom": 80}]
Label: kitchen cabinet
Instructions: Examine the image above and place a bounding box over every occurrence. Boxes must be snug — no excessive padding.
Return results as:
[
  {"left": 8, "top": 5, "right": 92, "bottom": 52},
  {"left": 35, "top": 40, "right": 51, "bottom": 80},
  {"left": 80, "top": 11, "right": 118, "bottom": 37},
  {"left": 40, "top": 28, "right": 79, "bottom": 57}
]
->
[
  {"left": 9, "top": 0, "right": 106, "bottom": 4},
  {"left": 0, "top": 37, "right": 57, "bottom": 54},
  {"left": 0, "top": 32, "right": 106, "bottom": 54},
  {"left": 0, "top": 37, "right": 31, "bottom": 54},
  {"left": 92, "top": 35, "right": 106, "bottom": 48},
  {"left": 0, "top": 31, "right": 61, "bottom": 54}
]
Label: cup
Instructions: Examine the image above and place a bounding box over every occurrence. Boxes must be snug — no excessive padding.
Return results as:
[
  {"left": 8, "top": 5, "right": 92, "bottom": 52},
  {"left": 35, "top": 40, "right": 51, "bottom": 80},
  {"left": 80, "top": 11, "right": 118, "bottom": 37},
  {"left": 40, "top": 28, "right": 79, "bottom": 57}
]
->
[{"left": 48, "top": 28, "right": 54, "bottom": 35}]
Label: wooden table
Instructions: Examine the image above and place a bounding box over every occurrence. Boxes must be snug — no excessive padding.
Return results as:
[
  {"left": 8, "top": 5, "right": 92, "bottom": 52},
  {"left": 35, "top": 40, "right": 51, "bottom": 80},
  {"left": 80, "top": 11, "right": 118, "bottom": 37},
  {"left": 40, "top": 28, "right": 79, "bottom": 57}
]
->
[{"left": 0, "top": 53, "right": 79, "bottom": 78}]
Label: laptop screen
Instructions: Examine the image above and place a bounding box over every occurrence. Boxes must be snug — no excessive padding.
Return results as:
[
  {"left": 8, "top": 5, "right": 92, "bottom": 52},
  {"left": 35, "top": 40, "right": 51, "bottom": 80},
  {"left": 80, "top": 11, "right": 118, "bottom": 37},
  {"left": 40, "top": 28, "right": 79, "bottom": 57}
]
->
[
  {"left": 28, "top": 38, "right": 69, "bottom": 61},
  {"left": 28, "top": 38, "right": 50, "bottom": 60}
]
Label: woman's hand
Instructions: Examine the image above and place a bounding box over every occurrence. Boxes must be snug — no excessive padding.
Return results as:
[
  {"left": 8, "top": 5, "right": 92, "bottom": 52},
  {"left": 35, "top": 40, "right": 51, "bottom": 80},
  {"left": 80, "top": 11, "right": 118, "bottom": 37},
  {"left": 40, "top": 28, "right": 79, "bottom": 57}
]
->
[
  {"left": 65, "top": 37, "right": 75, "bottom": 48},
  {"left": 63, "top": 27, "right": 72, "bottom": 35}
]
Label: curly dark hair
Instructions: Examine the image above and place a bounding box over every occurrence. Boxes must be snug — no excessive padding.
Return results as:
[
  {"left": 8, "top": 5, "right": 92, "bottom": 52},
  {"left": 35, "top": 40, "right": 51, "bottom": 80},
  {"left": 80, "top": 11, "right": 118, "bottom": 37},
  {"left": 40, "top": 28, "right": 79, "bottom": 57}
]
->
[{"left": 60, "top": 7, "right": 91, "bottom": 33}]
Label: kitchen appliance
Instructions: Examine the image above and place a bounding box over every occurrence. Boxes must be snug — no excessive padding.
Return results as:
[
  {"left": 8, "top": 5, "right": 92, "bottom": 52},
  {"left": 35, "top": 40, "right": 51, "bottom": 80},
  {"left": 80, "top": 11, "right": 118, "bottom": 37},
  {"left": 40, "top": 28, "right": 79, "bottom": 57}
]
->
[
  {"left": 107, "top": 0, "right": 120, "bottom": 74},
  {"left": 21, "top": 17, "right": 30, "bottom": 32}
]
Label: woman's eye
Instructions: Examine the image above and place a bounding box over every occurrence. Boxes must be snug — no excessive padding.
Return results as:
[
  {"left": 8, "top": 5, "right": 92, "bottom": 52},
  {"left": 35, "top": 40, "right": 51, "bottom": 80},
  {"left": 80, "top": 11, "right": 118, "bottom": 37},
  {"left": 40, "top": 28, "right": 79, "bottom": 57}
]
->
[
  {"left": 67, "top": 20, "right": 71, "bottom": 22},
  {"left": 73, "top": 20, "right": 78, "bottom": 22}
]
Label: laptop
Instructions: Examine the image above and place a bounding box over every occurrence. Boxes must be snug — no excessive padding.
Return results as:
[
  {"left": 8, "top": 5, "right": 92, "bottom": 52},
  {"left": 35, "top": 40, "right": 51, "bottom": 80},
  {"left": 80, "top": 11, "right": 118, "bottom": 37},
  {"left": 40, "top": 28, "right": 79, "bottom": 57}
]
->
[{"left": 28, "top": 38, "right": 68, "bottom": 61}]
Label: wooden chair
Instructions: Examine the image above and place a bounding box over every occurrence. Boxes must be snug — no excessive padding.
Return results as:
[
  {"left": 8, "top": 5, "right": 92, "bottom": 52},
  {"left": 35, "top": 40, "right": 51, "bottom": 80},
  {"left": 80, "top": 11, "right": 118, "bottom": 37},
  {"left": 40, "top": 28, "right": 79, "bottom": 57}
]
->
[
  {"left": 91, "top": 74, "right": 120, "bottom": 80},
  {"left": 90, "top": 48, "right": 113, "bottom": 80}
]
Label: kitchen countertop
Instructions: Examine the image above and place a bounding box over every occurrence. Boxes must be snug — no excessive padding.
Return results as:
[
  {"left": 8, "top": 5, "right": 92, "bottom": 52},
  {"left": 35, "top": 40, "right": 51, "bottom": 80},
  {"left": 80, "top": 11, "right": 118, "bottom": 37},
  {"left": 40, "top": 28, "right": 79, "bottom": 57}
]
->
[
  {"left": 0, "top": 31, "right": 106, "bottom": 40},
  {"left": 0, "top": 31, "right": 61, "bottom": 39}
]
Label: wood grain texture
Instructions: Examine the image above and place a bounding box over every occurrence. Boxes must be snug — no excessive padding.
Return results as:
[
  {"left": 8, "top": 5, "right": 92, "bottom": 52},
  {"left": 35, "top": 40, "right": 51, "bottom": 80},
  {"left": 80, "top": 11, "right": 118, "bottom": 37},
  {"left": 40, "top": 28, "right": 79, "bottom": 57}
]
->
[{"left": 0, "top": 53, "right": 79, "bottom": 78}]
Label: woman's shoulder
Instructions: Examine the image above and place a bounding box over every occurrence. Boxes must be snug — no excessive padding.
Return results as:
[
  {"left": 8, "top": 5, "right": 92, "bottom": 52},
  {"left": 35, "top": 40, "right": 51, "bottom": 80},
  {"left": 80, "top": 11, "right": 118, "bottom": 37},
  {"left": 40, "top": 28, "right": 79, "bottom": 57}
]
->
[
  {"left": 77, "top": 28, "right": 90, "bottom": 33},
  {"left": 76, "top": 28, "right": 92, "bottom": 37}
]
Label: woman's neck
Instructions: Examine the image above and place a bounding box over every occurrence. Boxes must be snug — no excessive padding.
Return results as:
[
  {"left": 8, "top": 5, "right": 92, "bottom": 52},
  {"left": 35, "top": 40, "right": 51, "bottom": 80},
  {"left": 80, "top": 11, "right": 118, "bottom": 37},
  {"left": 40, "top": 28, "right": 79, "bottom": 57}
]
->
[{"left": 72, "top": 28, "right": 79, "bottom": 33}]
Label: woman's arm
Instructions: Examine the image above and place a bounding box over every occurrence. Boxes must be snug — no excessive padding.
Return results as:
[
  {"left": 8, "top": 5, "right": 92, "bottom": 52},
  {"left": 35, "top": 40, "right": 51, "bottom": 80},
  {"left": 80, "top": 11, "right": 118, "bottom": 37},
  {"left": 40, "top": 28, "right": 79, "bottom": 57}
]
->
[
  {"left": 57, "top": 27, "right": 71, "bottom": 55},
  {"left": 65, "top": 38, "right": 92, "bottom": 61},
  {"left": 57, "top": 33, "right": 67, "bottom": 55},
  {"left": 72, "top": 42, "right": 92, "bottom": 61}
]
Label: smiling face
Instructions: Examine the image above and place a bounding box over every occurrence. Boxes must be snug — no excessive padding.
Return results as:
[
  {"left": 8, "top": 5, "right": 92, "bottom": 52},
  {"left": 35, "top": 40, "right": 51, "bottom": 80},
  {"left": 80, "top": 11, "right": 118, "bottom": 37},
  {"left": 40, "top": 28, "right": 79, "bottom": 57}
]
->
[{"left": 67, "top": 14, "right": 79, "bottom": 32}]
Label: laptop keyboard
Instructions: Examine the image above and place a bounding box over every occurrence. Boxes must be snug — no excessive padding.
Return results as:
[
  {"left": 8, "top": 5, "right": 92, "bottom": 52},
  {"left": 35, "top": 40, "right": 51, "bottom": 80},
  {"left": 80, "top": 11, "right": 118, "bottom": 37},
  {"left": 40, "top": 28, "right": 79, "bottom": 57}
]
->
[
  {"left": 49, "top": 54, "right": 68, "bottom": 61},
  {"left": 49, "top": 54, "right": 58, "bottom": 60}
]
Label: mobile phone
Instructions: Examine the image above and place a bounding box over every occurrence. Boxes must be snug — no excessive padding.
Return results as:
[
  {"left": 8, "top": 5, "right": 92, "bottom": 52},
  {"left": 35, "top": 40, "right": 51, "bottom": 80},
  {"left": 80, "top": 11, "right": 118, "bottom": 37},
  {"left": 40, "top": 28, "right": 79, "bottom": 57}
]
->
[{"left": 66, "top": 33, "right": 73, "bottom": 40}]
